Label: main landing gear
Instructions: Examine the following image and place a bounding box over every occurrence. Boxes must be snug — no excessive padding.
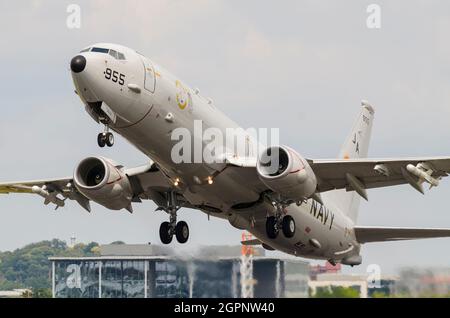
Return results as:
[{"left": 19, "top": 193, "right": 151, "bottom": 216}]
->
[
  {"left": 97, "top": 125, "right": 114, "bottom": 148},
  {"left": 159, "top": 191, "right": 189, "bottom": 244},
  {"left": 265, "top": 199, "right": 296, "bottom": 239}
]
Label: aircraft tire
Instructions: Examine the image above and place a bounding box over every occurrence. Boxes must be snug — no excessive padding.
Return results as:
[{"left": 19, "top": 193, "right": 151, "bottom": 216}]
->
[
  {"left": 175, "top": 221, "right": 189, "bottom": 244},
  {"left": 282, "top": 215, "right": 295, "bottom": 238},
  {"left": 97, "top": 133, "right": 106, "bottom": 148},
  {"left": 159, "top": 222, "right": 173, "bottom": 244},
  {"left": 106, "top": 132, "right": 114, "bottom": 147},
  {"left": 266, "top": 216, "right": 278, "bottom": 239}
]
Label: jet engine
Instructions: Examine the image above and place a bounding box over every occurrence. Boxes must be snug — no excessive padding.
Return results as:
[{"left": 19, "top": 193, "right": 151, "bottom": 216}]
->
[
  {"left": 256, "top": 146, "right": 317, "bottom": 202},
  {"left": 73, "top": 156, "right": 133, "bottom": 210}
]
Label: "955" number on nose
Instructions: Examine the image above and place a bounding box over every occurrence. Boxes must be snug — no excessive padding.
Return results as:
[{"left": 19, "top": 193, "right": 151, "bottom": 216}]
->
[{"left": 104, "top": 68, "right": 125, "bottom": 86}]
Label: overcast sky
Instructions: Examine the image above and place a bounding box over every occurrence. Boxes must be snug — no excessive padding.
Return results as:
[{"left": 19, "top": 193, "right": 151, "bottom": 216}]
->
[{"left": 1, "top": 0, "right": 450, "bottom": 274}]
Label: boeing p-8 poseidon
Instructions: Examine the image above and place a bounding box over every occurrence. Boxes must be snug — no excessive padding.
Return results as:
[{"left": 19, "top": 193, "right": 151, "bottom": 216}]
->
[{"left": 2, "top": 43, "right": 450, "bottom": 266}]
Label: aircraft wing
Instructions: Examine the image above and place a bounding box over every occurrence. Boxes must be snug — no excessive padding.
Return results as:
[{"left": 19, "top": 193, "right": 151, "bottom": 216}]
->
[
  {"left": 309, "top": 157, "right": 450, "bottom": 197},
  {"left": 225, "top": 155, "right": 450, "bottom": 199},
  {"left": 354, "top": 226, "right": 450, "bottom": 243},
  {"left": 0, "top": 178, "right": 71, "bottom": 194},
  {"left": 0, "top": 176, "right": 92, "bottom": 211},
  {"left": 0, "top": 161, "right": 175, "bottom": 212}
]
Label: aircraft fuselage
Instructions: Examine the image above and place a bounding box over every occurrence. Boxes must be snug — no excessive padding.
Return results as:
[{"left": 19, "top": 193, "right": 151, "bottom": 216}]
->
[{"left": 71, "top": 43, "right": 360, "bottom": 264}]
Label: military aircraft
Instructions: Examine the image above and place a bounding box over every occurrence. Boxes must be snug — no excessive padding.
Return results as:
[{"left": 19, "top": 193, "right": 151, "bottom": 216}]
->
[{"left": 2, "top": 43, "right": 450, "bottom": 266}]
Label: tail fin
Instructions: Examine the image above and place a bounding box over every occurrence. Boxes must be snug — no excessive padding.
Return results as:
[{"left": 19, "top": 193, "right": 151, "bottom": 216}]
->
[{"left": 324, "top": 101, "right": 375, "bottom": 222}]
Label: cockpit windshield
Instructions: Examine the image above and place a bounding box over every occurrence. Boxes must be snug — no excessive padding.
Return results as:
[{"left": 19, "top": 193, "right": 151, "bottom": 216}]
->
[
  {"left": 91, "top": 47, "right": 109, "bottom": 54},
  {"left": 80, "top": 47, "right": 126, "bottom": 60}
]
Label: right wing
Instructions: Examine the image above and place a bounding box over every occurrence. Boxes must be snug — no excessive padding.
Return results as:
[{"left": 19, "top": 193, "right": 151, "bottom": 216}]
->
[
  {"left": 354, "top": 226, "right": 450, "bottom": 243},
  {"left": 0, "top": 177, "right": 87, "bottom": 210}
]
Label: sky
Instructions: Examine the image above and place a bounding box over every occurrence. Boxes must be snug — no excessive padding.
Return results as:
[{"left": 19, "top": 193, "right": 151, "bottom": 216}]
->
[{"left": 1, "top": 0, "right": 450, "bottom": 275}]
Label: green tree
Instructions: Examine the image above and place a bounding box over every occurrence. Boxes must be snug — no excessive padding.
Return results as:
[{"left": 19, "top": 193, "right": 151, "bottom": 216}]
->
[
  {"left": 371, "top": 291, "right": 389, "bottom": 298},
  {"left": 32, "top": 288, "right": 52, "bottom": 298},
  {"left": 83, "top": 242, "right": 99, "bottom": 255},
  {"left": 311, "top": 286, "right": 360, "bottom": 298},
  {"left": 0, "top": 239, "right": 101, "bottom": 291}
]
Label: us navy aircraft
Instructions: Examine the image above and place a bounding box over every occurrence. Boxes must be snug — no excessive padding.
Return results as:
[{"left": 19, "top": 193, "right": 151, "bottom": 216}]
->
[{"left": 2, "top": 43, "right": 450, "bottom": 266}]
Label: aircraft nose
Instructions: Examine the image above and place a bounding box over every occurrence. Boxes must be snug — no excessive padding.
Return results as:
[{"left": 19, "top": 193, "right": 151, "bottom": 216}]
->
[{"left": 70, "top": 55, "right": 86, "bottom": 73}]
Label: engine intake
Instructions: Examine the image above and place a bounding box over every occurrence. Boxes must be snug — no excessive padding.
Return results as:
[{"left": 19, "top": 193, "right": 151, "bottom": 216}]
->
[
  {"left": 74, "top": 157, "right": 133, "bottom": 210},
  {"left": 256, "top": 146, "right": 317, "bottom": 202}
]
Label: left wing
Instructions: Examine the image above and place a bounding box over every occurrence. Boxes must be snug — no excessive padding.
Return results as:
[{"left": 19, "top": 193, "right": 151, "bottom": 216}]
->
[
  {"left": 309, "top": 157, "right": 450, "bottom": 198},
  {"left": 224, "top": 155, "right": 450, "bottom": 199},
  {"left": 354, "top": 226, "right": 450, "bottom": 243}
]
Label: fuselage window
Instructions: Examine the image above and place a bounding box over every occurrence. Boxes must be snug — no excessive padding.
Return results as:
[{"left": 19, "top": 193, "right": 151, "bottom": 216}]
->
[
  {"left": 80, "top": 47, "right": 91, "bottom": 53},
  {"left": 118, "top": 52, "right": 126, "bottom": 60},
  {"left": 91, "top": 47, "right": 109, "bottom": 54}
]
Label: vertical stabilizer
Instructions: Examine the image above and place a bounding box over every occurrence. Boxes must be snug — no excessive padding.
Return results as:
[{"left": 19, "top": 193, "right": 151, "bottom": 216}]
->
[{"left": 323, "top": 101, "right": 375, "bottom": 222}]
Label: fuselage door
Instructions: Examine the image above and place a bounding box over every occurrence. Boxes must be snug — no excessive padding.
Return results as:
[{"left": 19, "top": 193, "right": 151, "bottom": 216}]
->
[{"left": 141, "top": 56, "right": 156, "bottom": 93}]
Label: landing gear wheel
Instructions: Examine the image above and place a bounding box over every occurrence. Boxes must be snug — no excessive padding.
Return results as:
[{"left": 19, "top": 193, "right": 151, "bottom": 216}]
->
[
  {"left": 97, "top": 133, "right": 106, "bottom": 148},
  {"left": 175, "top": 221, "right": 189, "bottom": 244},
  {"left": 266, "top": 216, "right": 279, "bottom": 239},
  {"left": 282, "top": 215, "right": 296, "bottom": 238},
  {"left": 106, "top": 132, "right": 114, "bottom": 147},
  {"left": 159, "top": 222, "right": 173, "bottom": 244}
]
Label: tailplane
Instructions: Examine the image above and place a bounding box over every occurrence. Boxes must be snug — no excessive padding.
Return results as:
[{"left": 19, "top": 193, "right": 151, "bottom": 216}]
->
[
  {"left": 354, "top": 226, "right": 450, "bottom": 243},
  {"left": 323, "top": 101, "right": 375, "bottom": 222}
]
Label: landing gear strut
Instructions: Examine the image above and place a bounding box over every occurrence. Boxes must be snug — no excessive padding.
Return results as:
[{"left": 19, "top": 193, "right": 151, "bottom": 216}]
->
[
  {"left": 97, "top": 125, "right": 114, "bottom": 148},
  {"left": 159, "top": 191, "right": 189, "bottom": 244},
  {"left": 265, "top": 196, "right": 296, "bottom": 239}
]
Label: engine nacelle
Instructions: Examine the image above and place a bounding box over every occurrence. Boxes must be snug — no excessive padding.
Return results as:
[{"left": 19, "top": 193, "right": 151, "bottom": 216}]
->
[
  {"left": 256, "top": 145, "right": 317, "bottom": 202},
  {"left": 73, "top": 156, "right": 133, "bottom": 210}
]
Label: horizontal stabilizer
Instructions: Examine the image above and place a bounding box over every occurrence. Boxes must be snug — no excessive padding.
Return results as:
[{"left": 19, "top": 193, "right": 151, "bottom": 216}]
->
[{"left": 355, "top": 226, "right": 450, "bottom": 243}]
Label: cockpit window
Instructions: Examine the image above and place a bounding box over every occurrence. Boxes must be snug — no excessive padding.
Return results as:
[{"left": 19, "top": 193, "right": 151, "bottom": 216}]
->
[
  {"left": 80, "top": 47, "right": 91, "bottom": 53},
  {"left": 91, "top": 47, "right": 109, "bottom": 54},
  {"left": 109, "top": 49, "right": 118, "bottom": 59},
  {"left": 89, "top": 47, "right": 126, "bottom": 60}
]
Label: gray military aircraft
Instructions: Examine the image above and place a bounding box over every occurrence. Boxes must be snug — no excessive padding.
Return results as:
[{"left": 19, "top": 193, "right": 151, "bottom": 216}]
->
[{"left": 2, "top": 43, "right": 450, "bottom": 266}]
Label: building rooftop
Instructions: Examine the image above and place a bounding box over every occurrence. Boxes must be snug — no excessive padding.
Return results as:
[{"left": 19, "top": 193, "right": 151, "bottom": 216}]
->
[
  {"left": 48, "top": 244, "right": 310, "bottom": 264},
  {"left": 100, "top": 244, "right": 173, "bottom": 257}
]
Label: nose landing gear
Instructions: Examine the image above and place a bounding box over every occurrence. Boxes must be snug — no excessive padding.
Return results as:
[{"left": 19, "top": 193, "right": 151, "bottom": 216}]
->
[
  {"left": 158, "top": 191, "right": 190, "bottom": 244},
  {"left": 97, "top": 125, "right": 114, "bottom": 148}
]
